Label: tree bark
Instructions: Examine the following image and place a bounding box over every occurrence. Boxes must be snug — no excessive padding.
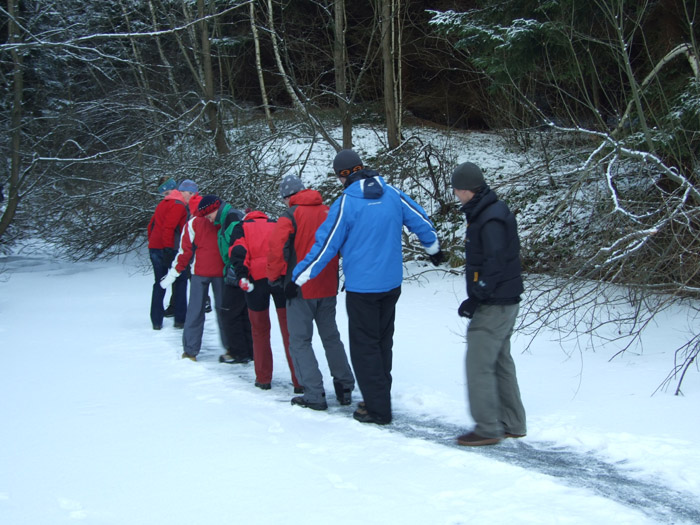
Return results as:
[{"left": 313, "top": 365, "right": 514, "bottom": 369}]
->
[
  {"left": 0, "top": 0, "right": 23, "bottom": 241},
  {"left": 381, "top": 0, "right": 400, "bottom": 149},
  {"left": 250, "top": 0, "right": 276, "bottom": 133},
  {"left": 334, "top": 0, "right": 352, "bottom": 148}
]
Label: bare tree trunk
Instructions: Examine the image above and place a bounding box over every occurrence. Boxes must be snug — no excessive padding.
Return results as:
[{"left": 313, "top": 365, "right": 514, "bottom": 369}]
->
[
  {"left": 381, "top": 0, "right": 399, "bottom": 149},
  {"left": 0, "top": 0, "right": 22, "bottom": 240},
  {"left": 198, "top": 0, "right": 229, "bottom": 154},
  {"left": 148, "top": 0, "right": 186, "bottom": 114},
  {"left": 250, "top": 0, "right": 276, "bottom": 133},
  {"left": 334, "top": 0, "right": 352, "bottom": 148}
]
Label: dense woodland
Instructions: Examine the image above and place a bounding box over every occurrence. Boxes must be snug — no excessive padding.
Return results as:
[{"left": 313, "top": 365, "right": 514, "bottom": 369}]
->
[{"left": 1, "top": 1, "right": 699, "bottom": 385}]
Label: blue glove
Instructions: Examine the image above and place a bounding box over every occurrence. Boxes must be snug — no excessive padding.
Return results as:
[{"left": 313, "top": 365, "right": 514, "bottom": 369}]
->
[{"left": 458, "top": 298, "right": 478, "bottom": 319}]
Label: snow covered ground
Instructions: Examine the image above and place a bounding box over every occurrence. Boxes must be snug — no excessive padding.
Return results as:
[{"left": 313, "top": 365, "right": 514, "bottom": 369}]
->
[{"left": 1, "top": 251, "right": 698, "bottom": 524}]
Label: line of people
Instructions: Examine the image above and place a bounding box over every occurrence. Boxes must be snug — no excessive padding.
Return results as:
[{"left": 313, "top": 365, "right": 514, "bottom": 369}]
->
[{"left": 146, "top": 150, "right": 527, "bottom": 447}]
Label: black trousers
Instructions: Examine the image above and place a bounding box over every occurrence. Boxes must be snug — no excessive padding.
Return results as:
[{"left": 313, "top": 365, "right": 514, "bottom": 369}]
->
[
  {"left": 220, "top": 283, "right": 254, "bottom": 359},
  {"left": 345, "top": 286, "right": 401, "bottom": 422}
]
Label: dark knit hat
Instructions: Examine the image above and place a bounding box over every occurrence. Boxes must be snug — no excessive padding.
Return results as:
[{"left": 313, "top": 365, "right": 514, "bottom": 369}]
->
[
  {"left": 279, "top": 174, "right": 305, "bottom": 198},
  {"left": 178, "top": 179, "right": 198, "bottom": 193},
  {"left": 158, "top": 178, "right": 177, "bottom": 194},
  {"left": 196, "top": 195, "right": 222, "bottom": 217},
  {"left": 451, "top": 162, "right": 485, "bottom": 191},
  {"left": 333, "top": 149, "right": 363, "bottom": 176}
]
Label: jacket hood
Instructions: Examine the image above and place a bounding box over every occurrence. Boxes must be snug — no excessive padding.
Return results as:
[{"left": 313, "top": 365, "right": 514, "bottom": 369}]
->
[
  {"left": 163, "top": 189, "right": 185, "bottom": 203},
  {"left": 289, "top": 188, "right": 323, "bottom": 206},
  {"left": 343, "top": 170, "right": 385, "bottom": 200},
  {"left": 244, "top": 210, "right": 269, "bottom": 221}
]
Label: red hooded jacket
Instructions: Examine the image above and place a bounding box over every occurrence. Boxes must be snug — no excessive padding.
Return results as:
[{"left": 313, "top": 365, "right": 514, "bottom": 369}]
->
[
  {"left": 267, "top": 189, "right": 340, "bottom": 299},
  {"left": 229, "top": 211, "right": 277, "bottom": 281},
  {"left": 147, "top": 190, "right": 188, "bottom": 250}
]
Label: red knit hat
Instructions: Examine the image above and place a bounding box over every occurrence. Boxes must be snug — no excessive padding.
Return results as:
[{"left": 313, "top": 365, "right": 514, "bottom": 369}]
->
[{"left": 196, "top": 195, "right": 222, "bottom": 217}]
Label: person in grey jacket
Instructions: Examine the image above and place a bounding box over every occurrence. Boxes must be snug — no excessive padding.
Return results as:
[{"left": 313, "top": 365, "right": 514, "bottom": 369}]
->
[{"left": 452, "top": 161, "right": 527, "bottom": 446}]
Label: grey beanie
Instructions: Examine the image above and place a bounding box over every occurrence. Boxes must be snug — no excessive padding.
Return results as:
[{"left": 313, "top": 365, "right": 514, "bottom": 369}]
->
[
  {"left": 279, "top": 174, "right": 305, "bottom": 198},
  {"left": 178, "top": 179, "right": 198, "bottom": 193},
  {"left": 451, "top": 162, "right": 485, "bottom": 191},
  {"left": 333, "top": 149, "right": 363, "bottom": 175}
]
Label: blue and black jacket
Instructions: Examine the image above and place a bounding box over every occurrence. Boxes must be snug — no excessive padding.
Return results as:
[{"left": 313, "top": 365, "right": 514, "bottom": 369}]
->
[{"left": 292, "top": 170, "right": 439, "bottom": 293}]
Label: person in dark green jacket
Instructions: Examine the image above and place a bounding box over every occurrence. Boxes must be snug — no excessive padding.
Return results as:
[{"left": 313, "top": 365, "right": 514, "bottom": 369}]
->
[{"left": 200, "top": 195, "right": 254, "bottom": 363}]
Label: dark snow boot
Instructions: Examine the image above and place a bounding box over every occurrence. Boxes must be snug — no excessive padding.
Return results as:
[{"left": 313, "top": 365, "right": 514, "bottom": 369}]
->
[
  {"left": 334, "top": 380, "right": 352, "bottom": 406},
  {"left": 291, "top": 395, "right": 328, "bottom": 411}
]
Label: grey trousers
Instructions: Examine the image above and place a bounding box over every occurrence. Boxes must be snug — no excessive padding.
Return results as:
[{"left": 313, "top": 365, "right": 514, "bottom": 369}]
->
[
  {"left": 286, "top": 295, "right": 355, "bottom": 404},
  {"left": 183, "top": 275, "right": 224, "bottom": 357},
  {"left": 466, "top": 303, "right": 526, "bottom": 438}
]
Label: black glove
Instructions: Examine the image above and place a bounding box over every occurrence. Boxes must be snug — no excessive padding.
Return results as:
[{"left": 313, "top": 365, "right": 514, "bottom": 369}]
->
[
  {"left": 429, "top": 250, "right": 445, "bottom": 266},
  {"left": 285, "top": 282, "right": 299, "bottom": 299},
  {"left": 163, "top": 247, "right": 176, "bottom": 266},
  {"left": 224, "top": 265, "right": 238, "bottom": 286},
  {"left": 458, "top": 298, "right": 478, "bottom": 319}
]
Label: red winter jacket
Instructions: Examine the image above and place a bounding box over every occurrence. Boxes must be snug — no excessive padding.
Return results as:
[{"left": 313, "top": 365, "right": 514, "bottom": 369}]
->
[
  {"left": 267, "top": 189, "right": 339, "bottom": 299},
  {"left": 173, "top": 216, "right": 224, "bottom": 277},
  {"left": 147, "top": 190, "right": 188, "bottom": 249},
  {"left": 229, "top": 211, "right": 276, "bottom": 281}
]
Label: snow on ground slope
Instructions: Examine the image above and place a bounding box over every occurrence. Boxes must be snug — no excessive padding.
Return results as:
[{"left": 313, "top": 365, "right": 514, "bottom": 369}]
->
[{"left": 0, "top": 253, "right": 698, "bottom": 524}]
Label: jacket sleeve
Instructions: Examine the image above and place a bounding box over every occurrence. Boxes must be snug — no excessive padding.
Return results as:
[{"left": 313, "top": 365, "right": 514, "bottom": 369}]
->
[
  {"left": 393, "top": 187, "right": 440, "bottom": 254},
  {"left": 173, "top": 218, "right": 196, "bottom": 273},
  {"left": 267, "top": 215, "right": 294, "bottom": 282},
  {"left": 228, "top": 222, "right": 249, "bottom": 279},
  {"left": 293, "top": 196, "right": 347, "bottom": 285}
]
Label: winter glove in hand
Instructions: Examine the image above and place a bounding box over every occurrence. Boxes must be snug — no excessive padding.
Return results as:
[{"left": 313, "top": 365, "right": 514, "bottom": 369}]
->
[
  {"left": 160, "top": 267, "right": 179, "bottom": 289},
  {"left": 224, "top": 266, "right": 238, "bottom": 286},
  {"left": 458, "top": 298, "right": 478, "bottom": 319},
  {"left": 163, "top": 247, "right": 176, "bottom": 266},
  {"left": 428, "top": 250, "right": 445, "bottom": 266},
  {"left": 238, "top": 278, "right": 255, "bottom": 293},
  {"left": 284, "top": 282, "right": 299, "bottom": 299}
]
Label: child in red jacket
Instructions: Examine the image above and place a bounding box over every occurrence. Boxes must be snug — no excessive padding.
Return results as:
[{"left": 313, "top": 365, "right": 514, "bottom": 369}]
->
[
  {"left": 161, "top": 195, "right": 226, "bottom": 361},
  {"left": 229, "top": 210, "right": 300, "bottom": 392}
]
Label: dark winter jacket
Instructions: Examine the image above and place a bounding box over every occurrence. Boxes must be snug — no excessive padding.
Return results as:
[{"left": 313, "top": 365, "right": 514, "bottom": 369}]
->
[
  {"left": 213, "top": 202, "right": 244, "bottom": 276},
  {"left": 292, "top": 170, "right": 440, "bottom": 293},
  {"left": 461, "top": 186, "right": 523, "bottom": 304},
  {"left": 267, "top": 189, "right": 340, "bottom": 299},
  {"left": 173, "top": 216, "right": 224, "bottom": 277},
  {"left": 147, "top": 190, "right": 188, "bottom": 250},
  {"left": 229, "top": 210, "right": 277, "bottom": 282}
]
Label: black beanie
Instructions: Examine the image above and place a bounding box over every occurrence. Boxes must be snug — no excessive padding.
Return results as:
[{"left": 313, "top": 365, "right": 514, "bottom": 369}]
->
[
  {"left": 451, "top": 162, "right": 485, "bottom": 191},
  {"left": 333, "top": 149, "right": 363, "bottom": 175}
]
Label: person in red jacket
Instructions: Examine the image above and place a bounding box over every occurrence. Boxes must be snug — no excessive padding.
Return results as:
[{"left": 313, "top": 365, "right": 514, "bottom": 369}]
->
[
  {"left": 147, "top": 178, "right": 189, "bottom": 330},
  {"left": 229, "top": 210, "right": 301, "bottom": 392},
  {"left": 160, "top": 195, "right": 226, "bottom": 361},
  {"left": 268, "top": 175, "right": 355, "bottom": 411}
]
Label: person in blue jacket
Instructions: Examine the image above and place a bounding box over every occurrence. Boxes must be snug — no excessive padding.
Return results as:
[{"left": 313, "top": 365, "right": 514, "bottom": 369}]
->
[{"left": 293, "top": 149, "right": 444, "bottom": 425}]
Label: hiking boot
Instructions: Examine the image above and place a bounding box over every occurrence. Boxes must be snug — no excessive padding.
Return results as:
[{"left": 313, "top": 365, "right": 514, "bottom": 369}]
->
[
  {"left": 205, "top": 296, "right": 212, "bottom": 313},
  {"left": 505, "top": 432, "right": 526, "bottom": 439},
  {"left": 152, "top": 324, "right": 162, "bottom": 331},
  {"left": 254, "top": 382, "right": 271, "bottom": 390},
  {"left": 294, "top": 386, "right": 304, "bottom": 394},
  {"left": 181, "top": 352, "right": 197, "bottom": 362},
  {"left": 456, "top": 432, "right": 502, "bottom": 447},
  {"left": 219, "top": 353, "right": 251, "bottom": 364},
  {"left": 353, "top": 406, "right": 390, "bottom": 425},
  {"left": 334, "top": 381, "right": 352, "bottom": 406},
  {"left": 291, "top": 396, "right": 328, "bottom": 411},
  {"left": 163, "top": 305, "right": 174, "bottom": 318},
  {"left": 174, "top": 322, "right": 184, "bottom": 329}
]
